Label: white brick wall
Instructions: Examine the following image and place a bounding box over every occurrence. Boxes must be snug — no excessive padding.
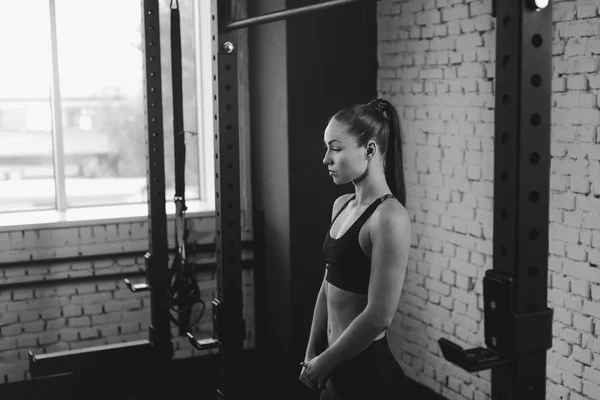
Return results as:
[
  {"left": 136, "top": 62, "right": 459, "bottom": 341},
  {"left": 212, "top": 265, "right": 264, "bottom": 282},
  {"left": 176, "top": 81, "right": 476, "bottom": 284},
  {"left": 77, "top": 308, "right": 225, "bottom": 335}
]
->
[
  {"left": 381, "top": 1, "right": 600, "bottom": 399},
  {"left": 0, "top": 216, "right": 255, "bottom": 383}
]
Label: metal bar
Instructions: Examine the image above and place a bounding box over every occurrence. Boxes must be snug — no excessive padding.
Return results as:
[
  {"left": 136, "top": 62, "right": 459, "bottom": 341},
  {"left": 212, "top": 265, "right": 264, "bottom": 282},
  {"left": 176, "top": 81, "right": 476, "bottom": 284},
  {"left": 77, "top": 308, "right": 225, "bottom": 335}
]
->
[
  {"left": 214, "top": 0, "right": 244, "bottom": 398},
  {"left": 48, "top": 0, "right": 67, "bottom": 211},
  {"left": 0, "top": 241, "right": 253, "bottom": 269},
  {"left": 0, "top": 270, "right": 144, "bottom": 291},
  {"left": 141, "top": 0, "right": 172, "bottom": 362},
  {"left": 226, "top": 0, "right": 378, "bottom": 31},
  {"left": 0, "top": 258, "right": 254, "bottom": 291}
]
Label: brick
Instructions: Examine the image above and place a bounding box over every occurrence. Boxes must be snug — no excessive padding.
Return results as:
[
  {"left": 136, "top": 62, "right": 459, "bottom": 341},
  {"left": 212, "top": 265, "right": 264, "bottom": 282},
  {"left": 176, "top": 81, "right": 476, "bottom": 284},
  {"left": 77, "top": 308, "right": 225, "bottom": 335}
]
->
[
  {"left": 23, "top": 320, "right": 44, "bottom": 333},
  {"left": 40, "top": 308, "right": 61, "bottom": 320},
  {"left": 62, "top": 305, "right": 82, "bottom": 318},
  {"left": 577, "top": 3, "right": 598, "bottom": 19},
  {"left": 1, "top": 324, "right": 22, "bottom": 337},
  {"left": 574, "top": 314, "right": 594, "bottom": 333},
  {"left": 46, "top": 318, "right": 66, "bottom": 330},
  {"left": 566, "top": 75, "right": 588, "bottom": 90},
  {"left": 38, "top": 331, "right": 59, "bottom": 346},
  {"left": 573, "top": 345, "right": 593, "bottom": 365},
  {"left": 18, "top": 311, "right": 39, "bottom": 323},
  {"left": 572, "top": 279, "right": 591, "bottom": 298},
  {"left": 583, "top": 381, "right": 600, "bottom": 398},
  {"left": 565, "top": 38, "right": 589, "bottom": 57},
  {"left": 563, "top": 371, "right": 582, "bottom": 391},
  {"left": 121, "top": 321, "right": 140, "bottom": 334},
  {"left": 80, "top": 327, "right": 99, "bottom": 340},
  {"left": 16, "top": 334, "right": 37, "bottom": 348},
  {"left": 68, "top": 316, "right": 91, "bottom": 328}
]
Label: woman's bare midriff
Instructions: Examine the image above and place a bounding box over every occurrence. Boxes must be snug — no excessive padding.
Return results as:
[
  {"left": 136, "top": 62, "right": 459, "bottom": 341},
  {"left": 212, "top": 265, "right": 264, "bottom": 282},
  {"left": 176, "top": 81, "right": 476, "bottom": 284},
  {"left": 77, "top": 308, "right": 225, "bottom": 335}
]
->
[{"left": 325, "top": 281, "right": 385, "bottom": 347}]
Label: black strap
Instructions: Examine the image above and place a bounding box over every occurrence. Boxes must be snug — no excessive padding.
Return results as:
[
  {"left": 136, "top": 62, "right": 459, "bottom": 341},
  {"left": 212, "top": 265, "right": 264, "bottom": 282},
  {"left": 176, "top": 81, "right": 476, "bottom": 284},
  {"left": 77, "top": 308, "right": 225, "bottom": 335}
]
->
[
  {"left": 171, "top": 2, "right": 186, "bottom": 206},
  {"left": 330, "top": 195, "right": 356, "bottom": 227}
]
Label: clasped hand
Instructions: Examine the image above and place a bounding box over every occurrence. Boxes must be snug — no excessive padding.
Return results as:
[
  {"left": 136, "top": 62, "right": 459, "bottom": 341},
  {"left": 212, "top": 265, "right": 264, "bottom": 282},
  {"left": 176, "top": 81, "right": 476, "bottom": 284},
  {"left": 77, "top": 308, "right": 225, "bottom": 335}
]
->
[{"left": 298, "top": 354, "right": 332, "bottom": 392}]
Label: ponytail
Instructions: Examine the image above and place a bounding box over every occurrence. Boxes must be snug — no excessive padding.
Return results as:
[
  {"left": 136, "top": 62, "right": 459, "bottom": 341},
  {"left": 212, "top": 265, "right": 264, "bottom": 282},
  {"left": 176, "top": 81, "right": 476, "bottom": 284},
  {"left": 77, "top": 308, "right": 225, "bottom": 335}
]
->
[
  {"left": 332, "top": 98, "right": 407, "bottom": 207},
  {"left": 380, "top": 100, "right": 406, "bottom": 207}
]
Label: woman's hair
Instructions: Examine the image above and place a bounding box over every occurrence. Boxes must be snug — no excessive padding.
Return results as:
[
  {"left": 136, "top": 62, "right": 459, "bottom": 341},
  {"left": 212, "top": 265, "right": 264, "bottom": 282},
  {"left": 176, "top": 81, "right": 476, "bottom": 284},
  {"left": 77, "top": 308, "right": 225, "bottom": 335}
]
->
[{"left": 330, "top": 98, "right": 406, "bottom": 207}]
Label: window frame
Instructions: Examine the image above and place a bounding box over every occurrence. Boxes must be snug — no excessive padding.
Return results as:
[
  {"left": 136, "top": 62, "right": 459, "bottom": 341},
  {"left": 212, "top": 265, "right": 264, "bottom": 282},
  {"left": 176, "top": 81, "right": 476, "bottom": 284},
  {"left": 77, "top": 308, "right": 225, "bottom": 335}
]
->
[{"left": 0, "top": 0, "right": 252, "bottom": 237}]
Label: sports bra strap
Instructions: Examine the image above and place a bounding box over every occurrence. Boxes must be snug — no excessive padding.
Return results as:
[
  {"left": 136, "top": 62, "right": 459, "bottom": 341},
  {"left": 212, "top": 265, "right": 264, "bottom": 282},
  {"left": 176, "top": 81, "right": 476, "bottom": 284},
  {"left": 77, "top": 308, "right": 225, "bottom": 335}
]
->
[{"left": 330, "top": 195, "right": 356, "bottom": 227}]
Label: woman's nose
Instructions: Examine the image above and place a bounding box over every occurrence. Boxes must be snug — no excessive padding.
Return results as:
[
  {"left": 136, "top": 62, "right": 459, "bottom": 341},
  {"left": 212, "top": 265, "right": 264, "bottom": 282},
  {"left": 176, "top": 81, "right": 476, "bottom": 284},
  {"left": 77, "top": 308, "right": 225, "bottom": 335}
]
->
[{"left": 322, "top": 154, "right": 330, "bottom": 166}]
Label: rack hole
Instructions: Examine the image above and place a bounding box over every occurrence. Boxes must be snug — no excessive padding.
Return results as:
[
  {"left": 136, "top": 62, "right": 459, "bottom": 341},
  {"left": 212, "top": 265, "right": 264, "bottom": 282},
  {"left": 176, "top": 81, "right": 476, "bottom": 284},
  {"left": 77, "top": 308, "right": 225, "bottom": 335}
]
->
[
  {"left": 226, "top": 104, "right": 232, "bottom": 111},
  {"left": 228, "top": 183, "right": 234, "bottom": 189},
  {"left": 530, "top": 113, "right": 541, "bottom": 126},
  {"left": 528, "top": 190, "right": 539, "bottom": 203},
  {"left": 527, "top": 266, "right": 538, "bottom": 278},
  {"left": 530, "top": 152, "right": 540, "bottom": 164},
  {"left": 500, "top": 170, "right": 508, "bottom": 182},
  {"left": 528, "top": 229, "right": 538, "bottom": 240},
  {"left": 531, "top": 34, "right": 543, "bottom": 47},
  {"left": 530, "top": 74, "right": 542, "bottom": 87},
  {"left": 501, "top": 133, "right": 509, "bottom": 145},
  {"left": 227, "top": 163, "right": 233, "bottom": 170},
  {"left": 225, "top": 64, "right": 231, "bottom": 71},
  {"left": 226, "top": 124, "right": 232, "bottom": 131},
  {"left": 502, "top": 55, "right": 510, "bottom": 68},
  {"left": 502, "top": 16, "right": 510, "bottom": 28},
  {"left": 227, "top": 144, "right": 233, "bottom": 150},
  {"left": 225, "top": 84, "right": 231, "bottom": 91},
  {"left": 502, "top": 94, "right": 510, "bottom": 106},
  {"left": 500, "top": 209, "right": 508, "bottom": 220}
]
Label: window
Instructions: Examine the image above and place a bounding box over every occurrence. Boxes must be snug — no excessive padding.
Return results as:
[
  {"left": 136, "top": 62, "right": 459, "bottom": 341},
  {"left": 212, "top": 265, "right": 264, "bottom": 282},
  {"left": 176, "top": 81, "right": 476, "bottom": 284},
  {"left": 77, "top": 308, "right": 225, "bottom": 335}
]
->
[{"left": 0, "top": 0, "right": 214, "bottom": 218}]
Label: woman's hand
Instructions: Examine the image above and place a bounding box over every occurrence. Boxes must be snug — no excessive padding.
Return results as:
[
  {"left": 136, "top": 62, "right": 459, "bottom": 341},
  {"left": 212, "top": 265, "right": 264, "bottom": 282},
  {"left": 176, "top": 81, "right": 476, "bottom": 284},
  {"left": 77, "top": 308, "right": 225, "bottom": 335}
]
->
[{"left": 299, "top": 354, "right": 333, "bottom": 392}]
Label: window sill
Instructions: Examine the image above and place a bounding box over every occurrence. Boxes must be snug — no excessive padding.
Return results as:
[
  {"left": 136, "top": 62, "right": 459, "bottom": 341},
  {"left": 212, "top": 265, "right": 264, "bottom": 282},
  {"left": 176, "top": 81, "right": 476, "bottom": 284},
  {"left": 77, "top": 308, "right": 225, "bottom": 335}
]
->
[{"left": 0, "top": 199, "right": 215, "bottom": 232}]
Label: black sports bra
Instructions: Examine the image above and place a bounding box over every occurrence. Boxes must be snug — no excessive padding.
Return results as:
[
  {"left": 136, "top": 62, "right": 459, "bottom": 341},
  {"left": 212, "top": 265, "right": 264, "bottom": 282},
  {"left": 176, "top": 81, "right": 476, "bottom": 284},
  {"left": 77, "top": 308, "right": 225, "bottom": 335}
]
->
[{"left": 322, "top": 193, "right": 396, "bottom": 295}]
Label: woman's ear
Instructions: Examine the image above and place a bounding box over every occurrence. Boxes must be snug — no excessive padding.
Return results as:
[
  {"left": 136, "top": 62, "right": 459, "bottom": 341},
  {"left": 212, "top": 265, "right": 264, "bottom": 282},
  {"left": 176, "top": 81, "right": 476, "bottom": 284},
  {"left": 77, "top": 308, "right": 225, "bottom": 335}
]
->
[{"left": 366, "top": 142, "right": 376, "bottom": 158}]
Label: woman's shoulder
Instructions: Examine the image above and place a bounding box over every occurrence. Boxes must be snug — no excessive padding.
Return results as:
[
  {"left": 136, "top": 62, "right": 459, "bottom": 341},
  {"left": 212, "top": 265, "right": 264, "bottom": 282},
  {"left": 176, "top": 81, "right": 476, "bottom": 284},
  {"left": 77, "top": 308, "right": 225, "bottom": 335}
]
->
[{"left": 372, "top": 197, "right": 411, "bottom": 233}]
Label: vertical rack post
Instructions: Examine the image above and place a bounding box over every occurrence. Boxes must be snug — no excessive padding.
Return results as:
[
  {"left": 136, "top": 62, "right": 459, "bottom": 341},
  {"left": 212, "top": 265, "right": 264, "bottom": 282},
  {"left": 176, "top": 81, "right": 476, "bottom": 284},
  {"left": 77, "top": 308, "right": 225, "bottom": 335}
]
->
[
  {"left": 212, "top": 0, "right": 244, "bottom": 398},
  {"left": 142, "top": 0, "right": 173, "bottom": 362},
  {"left": 491, "top": 1, "right": 553, "bottom": 398}
]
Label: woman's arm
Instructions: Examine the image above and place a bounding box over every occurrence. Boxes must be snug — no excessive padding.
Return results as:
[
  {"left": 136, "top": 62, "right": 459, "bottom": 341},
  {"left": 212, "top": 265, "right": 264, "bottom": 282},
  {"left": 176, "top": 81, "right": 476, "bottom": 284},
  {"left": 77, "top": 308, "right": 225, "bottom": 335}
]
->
[
  {"left": 303, "top": 193, "right": 353, "bottom": 360},
  {"left": 319, "top": 203, "right": 411, "bottom": 367},
  {"left": 304, "top": 274, "right": 328, "bottom": 360}
]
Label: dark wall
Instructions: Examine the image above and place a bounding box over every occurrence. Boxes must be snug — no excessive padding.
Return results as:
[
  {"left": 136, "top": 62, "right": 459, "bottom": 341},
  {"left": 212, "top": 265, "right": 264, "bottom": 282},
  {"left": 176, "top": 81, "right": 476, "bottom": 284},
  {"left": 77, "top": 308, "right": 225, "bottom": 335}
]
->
[
  {"left": 249, "top": 0, "right": 377, "bottom": 390},
  {"left": 286, "top": 0, "right": 378, "bottom": 380},
  {"left": 248, "top": 0, "right": 293, "bottom": 386}
]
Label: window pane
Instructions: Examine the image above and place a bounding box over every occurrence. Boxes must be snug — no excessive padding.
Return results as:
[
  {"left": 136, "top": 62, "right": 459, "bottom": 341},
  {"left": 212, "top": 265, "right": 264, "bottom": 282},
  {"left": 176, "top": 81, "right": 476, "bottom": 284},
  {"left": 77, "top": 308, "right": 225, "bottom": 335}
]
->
[
  {"left": 0, "top": 0, "right": 56, "bottom": 213},
  {"left": 55, "top": 0, "right": 200, "bottom": 209},
  {"left": 54, "top": 0, "right": 147, "bottom": 207},
  {"left": 158, "top": 0, "right": 200, "bottom": 202}
]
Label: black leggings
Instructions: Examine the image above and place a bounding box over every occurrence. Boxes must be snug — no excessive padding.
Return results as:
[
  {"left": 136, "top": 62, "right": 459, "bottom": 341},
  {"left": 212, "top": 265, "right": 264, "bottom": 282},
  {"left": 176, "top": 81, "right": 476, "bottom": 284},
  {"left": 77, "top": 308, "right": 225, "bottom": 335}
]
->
[{"left": 319, "top": 335, "right": 411, "bottom": 400}]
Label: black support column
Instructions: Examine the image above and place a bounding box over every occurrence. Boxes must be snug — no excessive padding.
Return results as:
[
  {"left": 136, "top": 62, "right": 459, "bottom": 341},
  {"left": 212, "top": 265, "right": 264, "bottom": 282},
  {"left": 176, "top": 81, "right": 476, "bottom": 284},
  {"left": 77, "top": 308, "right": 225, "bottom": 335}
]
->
[
  {"left": 142, "top": 0, "right": 172, "bottom": 362},
  {"left": 490, "top": 1, "right": 553, "bottom": 399},
  {"left": 213, "top": 1, "right": 244, "bottom": 398}
]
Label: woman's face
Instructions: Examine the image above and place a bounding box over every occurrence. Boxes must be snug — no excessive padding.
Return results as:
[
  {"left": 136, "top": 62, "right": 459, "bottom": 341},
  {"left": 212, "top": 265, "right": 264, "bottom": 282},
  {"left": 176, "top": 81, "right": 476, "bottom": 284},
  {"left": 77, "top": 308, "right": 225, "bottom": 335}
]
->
[{"left": 322, "top": 121, "right": 367, "bottom": 185}]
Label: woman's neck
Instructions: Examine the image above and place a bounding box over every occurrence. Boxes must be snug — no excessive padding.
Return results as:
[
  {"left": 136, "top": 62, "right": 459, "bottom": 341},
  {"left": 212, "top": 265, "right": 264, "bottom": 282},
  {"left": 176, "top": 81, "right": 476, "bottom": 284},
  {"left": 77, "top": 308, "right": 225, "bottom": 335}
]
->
[{"left": 351, "top": 168, "right": 390, "bottom": 206}]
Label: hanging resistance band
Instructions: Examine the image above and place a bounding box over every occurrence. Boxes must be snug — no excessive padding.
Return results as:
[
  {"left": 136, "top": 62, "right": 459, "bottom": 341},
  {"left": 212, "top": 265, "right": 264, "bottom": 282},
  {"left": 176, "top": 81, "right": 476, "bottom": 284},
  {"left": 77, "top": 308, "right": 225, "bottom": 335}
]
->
[{"left": 168, "top": 0, "right": 205, "bottom": 337}]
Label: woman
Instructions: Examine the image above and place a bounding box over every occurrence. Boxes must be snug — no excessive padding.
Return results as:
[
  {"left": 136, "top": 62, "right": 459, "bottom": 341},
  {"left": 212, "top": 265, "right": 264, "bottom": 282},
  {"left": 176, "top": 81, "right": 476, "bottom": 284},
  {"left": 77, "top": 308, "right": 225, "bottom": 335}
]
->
[{"left": 299, "top": 98, "right": 412, "bottom": 399}]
